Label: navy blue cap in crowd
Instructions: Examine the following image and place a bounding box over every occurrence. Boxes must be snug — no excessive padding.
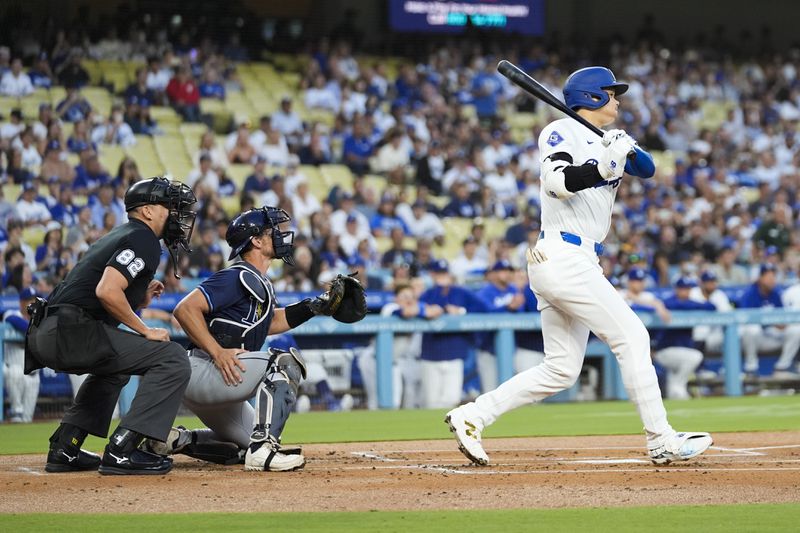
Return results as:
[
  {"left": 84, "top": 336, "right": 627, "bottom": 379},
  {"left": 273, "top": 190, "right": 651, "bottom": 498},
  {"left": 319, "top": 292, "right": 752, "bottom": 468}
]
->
[
  {"left": 430, "top": 259, "right": 449, "bottom": 273},
  {"left": 627, "top": 268, "right": 647, "bottom": 281},
  {"left": 759, "top": 263, "right": 777, "bottom": 276},
  {"left": 700, "top": 270, "right": 718, "bottom": 283},
  {"left": 19, "top": 287, "right": 37, "bottom": 300},
  {"left": 490, "top": 259, "right": 514, "bottom": 272},
  {"left": 675, "top": 276, "right": 697, "bottom": 288}
]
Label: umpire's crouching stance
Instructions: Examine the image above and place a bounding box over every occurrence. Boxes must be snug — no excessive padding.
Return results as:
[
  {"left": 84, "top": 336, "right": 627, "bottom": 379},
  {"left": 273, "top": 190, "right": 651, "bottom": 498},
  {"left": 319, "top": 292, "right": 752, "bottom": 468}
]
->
[{"left": 25, "top": 177, "right": 197, "bottom": 475}]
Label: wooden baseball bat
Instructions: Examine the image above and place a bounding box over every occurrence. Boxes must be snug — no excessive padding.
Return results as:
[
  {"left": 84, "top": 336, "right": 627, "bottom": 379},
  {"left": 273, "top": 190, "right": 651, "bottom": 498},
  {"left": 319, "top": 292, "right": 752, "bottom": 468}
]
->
[{"left": 497, "top": 59, "right": 605, "bottom": 138}]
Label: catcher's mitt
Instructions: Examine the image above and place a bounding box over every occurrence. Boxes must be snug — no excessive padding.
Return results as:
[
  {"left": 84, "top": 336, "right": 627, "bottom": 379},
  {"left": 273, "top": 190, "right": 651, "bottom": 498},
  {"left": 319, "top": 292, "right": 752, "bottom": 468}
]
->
[{"left": 309, "top": 273, "right": 367, "bottom": 323}]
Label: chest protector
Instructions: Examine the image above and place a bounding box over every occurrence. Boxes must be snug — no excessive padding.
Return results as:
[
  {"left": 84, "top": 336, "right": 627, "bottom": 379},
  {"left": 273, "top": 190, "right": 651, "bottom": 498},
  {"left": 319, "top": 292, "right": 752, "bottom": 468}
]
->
[{"left": 207, "top": 262, "right": 275, "bottom": 352}]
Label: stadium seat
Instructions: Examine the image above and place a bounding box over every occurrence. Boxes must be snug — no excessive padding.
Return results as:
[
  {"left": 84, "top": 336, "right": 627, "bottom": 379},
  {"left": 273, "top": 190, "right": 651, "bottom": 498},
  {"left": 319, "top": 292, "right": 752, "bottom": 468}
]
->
[
  {"left": 82, "top": 87, "right": 112, "bottom": 114},
  {"left": 98, "top": 145, "right": 127, "bottom": 174},
  {"left": 22, "top": 226, "right": 45, "bottom": 248},
  {"left": 374, "top": 236, "right": 392, "bottom": 254},
  {"left": 4, "top": 183, "right": 22, "bottom": 202},
  {"left": 221, "top": 195, "right": 242, "bottom": 217},
  {"left": 150, "top": 106, "right": 182, "bottom": 126},
  {"left": 299, "top": 165, "right": 328, "bottom": 200},
  {"left": 363, "top": 174, "right": 388, "bottom": 199},
  {"left": 81, "top": 60, "right": 103, "bottom": 86},
  {"left": 199, "top": 98, "right": 232, "bottom": 133},
  {"left": 483, "top": 218, "right": 509, "bottom": 242},
  {"left": 650, "top": 150, "right": 677, "bottom": 177},
  {"left": 320, "top": 164, "right": 354, "bottom": 192},
  {"left": 49, "top": 86, "right": 66, "bottom": 105},
  {"left": 227, "top": 164, "right": 252, "bottom": 189},
  {"left": 20, "top": 97, "right": 44, "bottom": 120},
  {"left": 428, "top": 195, "right": 449, "bottom": 210},
  {"left": 0, "top": 96, "right": 18, "bottom": 118}
]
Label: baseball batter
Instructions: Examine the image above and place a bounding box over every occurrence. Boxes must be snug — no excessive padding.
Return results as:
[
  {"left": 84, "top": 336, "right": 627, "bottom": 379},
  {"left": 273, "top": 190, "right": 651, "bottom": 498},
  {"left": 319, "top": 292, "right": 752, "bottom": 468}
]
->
[{"left": 446, "top": 66, "right": 714, "bottom": 465}]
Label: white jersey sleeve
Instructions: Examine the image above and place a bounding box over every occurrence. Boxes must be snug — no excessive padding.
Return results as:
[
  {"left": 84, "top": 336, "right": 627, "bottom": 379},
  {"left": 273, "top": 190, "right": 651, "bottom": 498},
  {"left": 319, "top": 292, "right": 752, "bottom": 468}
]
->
[
  {"left": 539, "top": 122, "right": 578, "bottom": 163},
  {"left": 782, "top": 284, "right": 800, "bottom": 309}
]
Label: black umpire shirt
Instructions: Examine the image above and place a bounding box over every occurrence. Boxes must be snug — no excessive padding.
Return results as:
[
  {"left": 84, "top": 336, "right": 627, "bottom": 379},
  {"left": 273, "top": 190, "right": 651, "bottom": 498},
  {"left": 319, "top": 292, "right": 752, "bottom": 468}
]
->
[{"left": 48, "top": 218, "right": 162, "bottom": 325}]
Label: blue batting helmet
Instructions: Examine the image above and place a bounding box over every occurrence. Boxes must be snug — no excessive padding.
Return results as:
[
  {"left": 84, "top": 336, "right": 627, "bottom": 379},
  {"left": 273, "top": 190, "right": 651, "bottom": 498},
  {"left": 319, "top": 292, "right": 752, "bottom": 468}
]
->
[
  {"left": 563, "top": 67, "right": 628, "bottom": 111},
  {"left": 226, "top": 206, "right": 295, "bottom": 264}
]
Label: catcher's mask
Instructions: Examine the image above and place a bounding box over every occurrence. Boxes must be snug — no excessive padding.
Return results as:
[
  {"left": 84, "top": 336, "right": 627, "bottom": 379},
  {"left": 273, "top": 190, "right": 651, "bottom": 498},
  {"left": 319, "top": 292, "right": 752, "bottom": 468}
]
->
[
  {"left": 226, "top": 206, "right": 295, "bottom": 265},
  {"left": 124, "top": 177, "right": 197, "bottom": 278}
]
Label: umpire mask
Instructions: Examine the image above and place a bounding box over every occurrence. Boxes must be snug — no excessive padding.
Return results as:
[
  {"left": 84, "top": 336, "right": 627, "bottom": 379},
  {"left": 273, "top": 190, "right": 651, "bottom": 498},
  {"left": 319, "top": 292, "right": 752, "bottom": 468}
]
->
[
  {"left": 226, "top": 206, "right": 295, "bottom": 265},
  {"left": 125, "top": 177, "right": 197, "bottom": 277}
]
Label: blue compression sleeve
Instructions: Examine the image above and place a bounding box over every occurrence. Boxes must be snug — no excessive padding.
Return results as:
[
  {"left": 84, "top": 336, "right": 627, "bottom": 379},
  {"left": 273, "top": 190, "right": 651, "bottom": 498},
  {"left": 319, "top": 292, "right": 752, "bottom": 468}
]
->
[{"left": 624, "top": 146, "right": 655, "bottom": 179}]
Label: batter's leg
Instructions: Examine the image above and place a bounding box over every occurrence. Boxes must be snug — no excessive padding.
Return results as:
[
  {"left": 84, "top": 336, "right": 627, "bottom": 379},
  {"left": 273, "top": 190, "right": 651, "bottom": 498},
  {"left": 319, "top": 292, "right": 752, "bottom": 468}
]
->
[
  {"left": 544, "top": 273, "right": 673, "bottom": 441},
  {"left": 463, "top": 305, "right": 588, "bottom": 428},
  {"left": 513, "top": 348, "right": 544, "bottom": 374}
]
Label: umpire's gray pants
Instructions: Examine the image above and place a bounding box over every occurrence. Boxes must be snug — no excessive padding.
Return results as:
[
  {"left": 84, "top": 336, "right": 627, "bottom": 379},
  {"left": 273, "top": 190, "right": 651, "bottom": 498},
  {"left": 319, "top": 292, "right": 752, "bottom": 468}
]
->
[
  {"left": 29, "top": 315, "right": 190, "bottom": 442},
  {"left": 183, "top": 349, "right": 272, "bottom": 448}
]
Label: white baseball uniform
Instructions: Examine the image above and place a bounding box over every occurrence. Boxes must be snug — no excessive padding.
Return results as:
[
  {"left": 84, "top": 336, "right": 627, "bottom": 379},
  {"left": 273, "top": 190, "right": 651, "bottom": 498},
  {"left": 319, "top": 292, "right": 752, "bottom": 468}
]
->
[
  {"left": 3, "top": 310, "right": 40, "bottom": 422},
  {"left": 457, "top": 117, "right": 679, "bottom": 449},
  {"left": 689, "top": 286, "right": 732, "bottom": 354},
  {"left": 357, "top": 303, "right": 421, "bottom": 410},
  {"left": 773, "top": 283, "right": 800, "bottom": 371}
]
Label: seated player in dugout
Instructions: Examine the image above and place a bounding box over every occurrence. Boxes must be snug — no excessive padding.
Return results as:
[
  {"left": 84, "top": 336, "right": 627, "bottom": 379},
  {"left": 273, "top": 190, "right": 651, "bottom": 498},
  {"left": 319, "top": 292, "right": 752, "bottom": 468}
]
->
[{"left": 141, "top": 206, "right": 367, "bottom": 471}]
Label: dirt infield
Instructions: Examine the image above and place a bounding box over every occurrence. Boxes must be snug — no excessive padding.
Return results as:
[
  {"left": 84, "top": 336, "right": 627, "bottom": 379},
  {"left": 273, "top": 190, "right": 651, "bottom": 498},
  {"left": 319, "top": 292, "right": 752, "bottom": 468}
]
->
[{"left": 2, "top": 431, "right": 799, "bottom": 513}]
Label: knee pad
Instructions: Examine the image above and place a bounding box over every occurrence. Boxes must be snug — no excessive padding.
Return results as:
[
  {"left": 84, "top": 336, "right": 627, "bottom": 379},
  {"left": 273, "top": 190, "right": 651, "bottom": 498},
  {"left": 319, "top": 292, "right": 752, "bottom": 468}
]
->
[{"left": 270, "top": 347, "right": 307, "bottom": 396}]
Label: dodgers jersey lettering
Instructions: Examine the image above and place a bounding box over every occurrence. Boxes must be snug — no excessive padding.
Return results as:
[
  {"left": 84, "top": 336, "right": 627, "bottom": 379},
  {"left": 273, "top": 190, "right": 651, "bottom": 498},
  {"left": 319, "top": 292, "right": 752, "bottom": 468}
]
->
[{"left": 538, "top": 118, "right": 619, "bottom": 243}]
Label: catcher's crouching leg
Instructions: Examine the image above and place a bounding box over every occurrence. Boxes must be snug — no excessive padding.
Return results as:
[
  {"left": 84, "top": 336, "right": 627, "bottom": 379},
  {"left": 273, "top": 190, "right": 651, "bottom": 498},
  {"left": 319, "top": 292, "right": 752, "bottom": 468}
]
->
[
  {"left": 142, "top": 427, "right": 246, "bottom": 465},
  {"left": 245, "top": 348, "right": 307, "bottom": 472}
]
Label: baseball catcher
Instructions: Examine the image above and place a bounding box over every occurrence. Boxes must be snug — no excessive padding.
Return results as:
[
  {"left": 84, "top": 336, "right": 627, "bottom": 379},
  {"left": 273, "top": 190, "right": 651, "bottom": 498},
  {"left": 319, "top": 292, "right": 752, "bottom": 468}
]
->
[{"left": 142, "top": 206, "right": 366, "bottom": 471}]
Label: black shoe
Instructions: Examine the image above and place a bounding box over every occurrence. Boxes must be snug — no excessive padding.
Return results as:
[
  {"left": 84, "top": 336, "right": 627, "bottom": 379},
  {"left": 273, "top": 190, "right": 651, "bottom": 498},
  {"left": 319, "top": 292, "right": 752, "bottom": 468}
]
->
[
  {"left": 45, "top": 444, "right": 101, "bottom": 473},
  {"left": 98, "top": 446, "right": 174, "bottom": 475}
]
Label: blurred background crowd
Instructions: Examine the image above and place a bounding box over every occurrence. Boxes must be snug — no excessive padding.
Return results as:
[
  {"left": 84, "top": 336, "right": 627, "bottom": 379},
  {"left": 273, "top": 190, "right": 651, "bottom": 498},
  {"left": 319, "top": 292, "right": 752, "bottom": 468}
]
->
[
  {"left": 1, "top": 2, "right": 799, "bottom": 300},
  {"left": 2, "top": 1, "right": 800, "bottom": 418}
]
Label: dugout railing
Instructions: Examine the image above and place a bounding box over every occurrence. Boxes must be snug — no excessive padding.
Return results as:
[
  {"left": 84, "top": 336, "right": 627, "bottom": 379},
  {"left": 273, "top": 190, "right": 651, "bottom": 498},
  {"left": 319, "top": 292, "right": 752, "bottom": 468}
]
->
[{"left": 2, "top": 308, "right": 800, "bottom": 420}]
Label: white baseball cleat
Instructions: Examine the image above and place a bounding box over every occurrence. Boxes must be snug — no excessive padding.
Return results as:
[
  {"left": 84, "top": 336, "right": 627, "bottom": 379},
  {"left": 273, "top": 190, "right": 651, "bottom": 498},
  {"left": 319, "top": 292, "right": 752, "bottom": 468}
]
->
[
  {"left": 245, "top": 439, "right": 306, "bottom": 472},
  {"left": 445, "top": 407, "right": 489, "bottom": 466},
  {"left": 649, "top": 431, "right": 713, "bottom": 465}
]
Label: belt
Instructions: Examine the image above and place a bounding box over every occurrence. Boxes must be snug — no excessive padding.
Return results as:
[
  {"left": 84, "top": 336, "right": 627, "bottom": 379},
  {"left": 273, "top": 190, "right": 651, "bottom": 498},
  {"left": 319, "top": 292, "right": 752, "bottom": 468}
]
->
[
  {"left": 539, "top": 231, "right": 604, "bottom": 255},
  {"left": 45, "top": 304, "right": 86, "bottom": 319}
]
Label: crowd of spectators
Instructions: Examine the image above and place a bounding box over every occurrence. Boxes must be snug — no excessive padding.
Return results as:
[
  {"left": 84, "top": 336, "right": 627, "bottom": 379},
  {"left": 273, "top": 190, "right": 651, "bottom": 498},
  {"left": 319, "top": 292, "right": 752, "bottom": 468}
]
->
[{"left": 1, "top": 17, "right": 800, "bottom": 307}]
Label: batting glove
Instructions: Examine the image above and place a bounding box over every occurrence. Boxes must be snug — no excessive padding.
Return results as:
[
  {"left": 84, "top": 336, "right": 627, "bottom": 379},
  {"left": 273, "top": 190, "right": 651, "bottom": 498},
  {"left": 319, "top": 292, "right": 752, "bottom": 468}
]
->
[
  {"left": 601, "top": 128, "right": 627, "bottom": 147},
  {"left": 598, "top": 136, "right": 634, "bottom": 179}
]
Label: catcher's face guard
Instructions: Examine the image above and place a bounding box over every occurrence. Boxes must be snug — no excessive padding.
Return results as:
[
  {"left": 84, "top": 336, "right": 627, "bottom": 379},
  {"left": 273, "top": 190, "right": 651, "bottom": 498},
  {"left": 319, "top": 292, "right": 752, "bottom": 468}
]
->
[{"left": 227, "top": 206, "right": 295, "bottom": 265}]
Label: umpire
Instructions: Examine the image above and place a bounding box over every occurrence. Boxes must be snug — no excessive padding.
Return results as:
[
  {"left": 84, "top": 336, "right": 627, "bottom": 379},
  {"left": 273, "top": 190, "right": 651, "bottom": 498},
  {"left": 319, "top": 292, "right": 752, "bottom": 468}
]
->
[{"left": 25, "top": 177, "right": 197, "bottom": 475}]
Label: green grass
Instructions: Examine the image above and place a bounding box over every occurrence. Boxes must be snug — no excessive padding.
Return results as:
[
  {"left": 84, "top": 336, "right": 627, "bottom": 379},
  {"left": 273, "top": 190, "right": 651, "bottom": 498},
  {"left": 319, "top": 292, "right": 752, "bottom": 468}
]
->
[
  {"left": 3, "top": 504, "right": 800, "bottom": 532},
  {"left": 1, "top": 395, "right": 797, "bottom": 455}
]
